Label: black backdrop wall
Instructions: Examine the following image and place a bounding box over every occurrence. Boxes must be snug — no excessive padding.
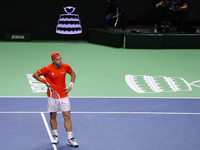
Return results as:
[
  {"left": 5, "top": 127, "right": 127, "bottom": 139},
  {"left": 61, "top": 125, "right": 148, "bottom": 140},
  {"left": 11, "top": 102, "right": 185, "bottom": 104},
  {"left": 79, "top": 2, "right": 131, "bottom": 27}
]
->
[
  {"left": 0, "top": 0, "right": 199, "bottom": 40},
  {"left": 0, "top": 0, "right": 106, "bottom": 40}
]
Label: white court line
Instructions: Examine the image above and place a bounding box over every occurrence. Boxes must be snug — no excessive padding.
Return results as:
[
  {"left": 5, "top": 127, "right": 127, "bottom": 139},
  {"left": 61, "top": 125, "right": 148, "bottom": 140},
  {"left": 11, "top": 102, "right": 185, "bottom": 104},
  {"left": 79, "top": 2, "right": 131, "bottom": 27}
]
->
[
  {"left": 41, "top": 112, "right": 57, "bottom": 150},
  {"left": 0, "top": 112, "right": 43, "bottom": 113},
  {"left": 0, "top": 111, "right": 200, "bottom": 115},
  {"left": 71, "top": 112, "right": 200, "bottom": 115},
  {"left": 0, "top": 96, "right": 200, "bottom": 99}
]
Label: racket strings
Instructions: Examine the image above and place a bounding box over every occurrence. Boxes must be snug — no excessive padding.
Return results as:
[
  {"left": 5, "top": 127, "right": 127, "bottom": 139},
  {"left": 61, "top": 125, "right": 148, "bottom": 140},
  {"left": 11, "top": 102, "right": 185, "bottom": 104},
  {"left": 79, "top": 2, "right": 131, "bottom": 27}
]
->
[
  {"left": 49, "top": 87, "right": 60, "bottom": 106},
  {"left": 52, "top": 91, "right": 59, "bottom": 99}
]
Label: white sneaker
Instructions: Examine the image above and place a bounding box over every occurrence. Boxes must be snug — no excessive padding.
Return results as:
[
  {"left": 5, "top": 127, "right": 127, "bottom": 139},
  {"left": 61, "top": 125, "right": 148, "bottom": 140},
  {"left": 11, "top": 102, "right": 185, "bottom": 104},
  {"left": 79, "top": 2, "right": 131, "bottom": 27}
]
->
[
  {"left": 52, "top": 135, "right": 59, "bottom": 144},
  {"left": 67, "top": 137, "right": 79, "bottom": 147}
]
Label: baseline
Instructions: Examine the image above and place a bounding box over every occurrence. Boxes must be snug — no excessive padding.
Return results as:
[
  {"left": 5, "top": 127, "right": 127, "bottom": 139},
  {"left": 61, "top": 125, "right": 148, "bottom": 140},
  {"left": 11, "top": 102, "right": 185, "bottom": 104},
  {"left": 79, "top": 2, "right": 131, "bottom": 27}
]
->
[{"left": 0, "top": 111, "right": 200, "bottom": 115}]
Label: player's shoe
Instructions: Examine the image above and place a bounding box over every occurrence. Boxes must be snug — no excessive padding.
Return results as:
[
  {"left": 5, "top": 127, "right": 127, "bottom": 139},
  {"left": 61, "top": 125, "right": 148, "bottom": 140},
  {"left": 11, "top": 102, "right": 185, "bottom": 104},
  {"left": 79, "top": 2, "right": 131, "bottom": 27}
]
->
[
  {"left": 67, "top": 137, "right": 79, "bottom": 147},
  {"left": 52, "top": 135, "right": 59, "bottom": 144}
]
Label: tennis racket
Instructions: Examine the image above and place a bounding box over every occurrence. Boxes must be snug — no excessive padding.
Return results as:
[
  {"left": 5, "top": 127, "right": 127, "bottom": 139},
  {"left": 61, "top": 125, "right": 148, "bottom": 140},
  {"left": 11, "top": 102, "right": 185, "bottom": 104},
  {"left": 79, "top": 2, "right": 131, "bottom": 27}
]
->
[{"left": 49, "top": 87, "right": 60, "bottom": 105}]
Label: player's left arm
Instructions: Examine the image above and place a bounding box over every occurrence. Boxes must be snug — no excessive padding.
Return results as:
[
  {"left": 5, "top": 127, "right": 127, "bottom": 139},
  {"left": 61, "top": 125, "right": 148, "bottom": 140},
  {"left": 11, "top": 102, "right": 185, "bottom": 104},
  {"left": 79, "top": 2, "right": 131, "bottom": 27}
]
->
[
  {"left": 69, "top": 70, "right": 76, "bottom": 83},
  {"left": 64, "top": 70, "right": 76, "bottom": 94}
]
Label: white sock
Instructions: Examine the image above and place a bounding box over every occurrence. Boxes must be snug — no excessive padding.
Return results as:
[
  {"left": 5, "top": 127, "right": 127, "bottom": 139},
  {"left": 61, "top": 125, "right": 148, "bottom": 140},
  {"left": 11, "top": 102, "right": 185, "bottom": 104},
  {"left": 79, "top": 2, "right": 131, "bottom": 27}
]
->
[
  {"left": 67, "top": 132, "right": 73, "bottom": 139},
  {"left": 52, "top": 130, "right": 58, "bottom": 136}
]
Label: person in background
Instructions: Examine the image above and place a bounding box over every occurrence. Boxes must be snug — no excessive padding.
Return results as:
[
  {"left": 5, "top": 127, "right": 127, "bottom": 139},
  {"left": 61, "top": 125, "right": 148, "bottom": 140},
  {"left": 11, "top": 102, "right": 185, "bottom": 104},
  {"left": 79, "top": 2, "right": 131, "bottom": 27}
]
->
[
  {"left": 106, "top": 0, "right": 117, "bottom": 29},
  {"left": 156, "top": 0, "right": 189, "bottom": 33},
  {"left": 106, "top": 0, "right": 127, "bottom": 30}
]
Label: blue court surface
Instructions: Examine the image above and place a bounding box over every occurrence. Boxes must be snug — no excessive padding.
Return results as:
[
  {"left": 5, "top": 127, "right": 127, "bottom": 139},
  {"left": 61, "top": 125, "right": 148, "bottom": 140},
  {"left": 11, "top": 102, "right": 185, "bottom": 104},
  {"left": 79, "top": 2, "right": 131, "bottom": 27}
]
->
[{"left": 1, "top": 97, "right": 200, "bottom": 150}]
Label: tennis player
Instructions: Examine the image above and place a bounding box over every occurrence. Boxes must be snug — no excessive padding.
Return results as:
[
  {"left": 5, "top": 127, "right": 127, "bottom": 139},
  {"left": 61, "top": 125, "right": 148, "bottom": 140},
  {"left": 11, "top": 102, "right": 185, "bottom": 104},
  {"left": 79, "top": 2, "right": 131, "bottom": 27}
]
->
[{"left": 32, "top": 52, "right": 78, "bottom": 147}]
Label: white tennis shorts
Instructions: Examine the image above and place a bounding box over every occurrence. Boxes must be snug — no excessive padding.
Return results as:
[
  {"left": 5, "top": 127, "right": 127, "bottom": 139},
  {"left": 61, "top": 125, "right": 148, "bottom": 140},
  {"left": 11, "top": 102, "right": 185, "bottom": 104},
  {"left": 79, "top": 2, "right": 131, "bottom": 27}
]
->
[{"left": 47, "top": 96, "right": 70, "bottom": 112}]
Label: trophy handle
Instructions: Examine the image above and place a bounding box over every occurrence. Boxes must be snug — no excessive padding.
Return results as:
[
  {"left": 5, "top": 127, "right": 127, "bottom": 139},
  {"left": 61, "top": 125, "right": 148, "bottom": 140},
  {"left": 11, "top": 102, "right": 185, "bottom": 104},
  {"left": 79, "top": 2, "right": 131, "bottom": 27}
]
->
[
  {"left": 63, "top": 6, "right": 76, "bottom": 14},
  {"left": 191, "top": 80, "right": 200, "bottom": 87}
]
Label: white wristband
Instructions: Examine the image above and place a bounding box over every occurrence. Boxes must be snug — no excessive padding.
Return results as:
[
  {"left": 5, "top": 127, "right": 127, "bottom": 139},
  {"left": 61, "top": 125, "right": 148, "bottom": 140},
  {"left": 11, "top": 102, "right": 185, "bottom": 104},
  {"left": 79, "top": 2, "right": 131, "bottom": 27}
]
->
[{"left": 69, "top": 82, "right": 74, "bottom": 88}]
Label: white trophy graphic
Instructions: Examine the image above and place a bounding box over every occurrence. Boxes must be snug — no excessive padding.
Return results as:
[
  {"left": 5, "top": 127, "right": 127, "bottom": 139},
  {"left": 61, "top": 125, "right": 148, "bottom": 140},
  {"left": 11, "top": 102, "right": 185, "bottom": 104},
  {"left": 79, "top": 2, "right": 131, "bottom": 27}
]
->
[
  {"left": 56, "top": 6, "right": 82, "bottom": 35},
  {"left": 125, "top": 75, "right": 200, "bottom": 93}
]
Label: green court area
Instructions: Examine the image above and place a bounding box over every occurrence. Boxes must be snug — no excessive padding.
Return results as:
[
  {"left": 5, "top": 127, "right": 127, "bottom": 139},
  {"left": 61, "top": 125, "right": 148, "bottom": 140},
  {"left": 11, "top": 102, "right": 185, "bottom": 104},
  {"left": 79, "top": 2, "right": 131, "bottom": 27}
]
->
[{"left": 0, "top": 40, "right": 200, "bottom": 98}]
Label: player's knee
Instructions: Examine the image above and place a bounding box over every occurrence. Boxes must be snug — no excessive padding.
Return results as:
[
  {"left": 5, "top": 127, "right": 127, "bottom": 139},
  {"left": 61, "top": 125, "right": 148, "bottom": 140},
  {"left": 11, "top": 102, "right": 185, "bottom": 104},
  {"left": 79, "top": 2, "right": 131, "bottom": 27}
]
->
[
  {"left": 50, "top": 112, "right": 57, "bottom": 119},
  {"left": 63, "top": 114, "right": 71, "bottom": 121}
]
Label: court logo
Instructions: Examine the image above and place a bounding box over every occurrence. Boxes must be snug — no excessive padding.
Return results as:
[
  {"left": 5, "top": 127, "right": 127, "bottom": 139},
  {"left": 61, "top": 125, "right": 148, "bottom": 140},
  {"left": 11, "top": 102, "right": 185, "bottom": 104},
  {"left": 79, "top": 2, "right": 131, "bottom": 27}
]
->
[
  {"left": 125, "top": 75, "right": 200, "bottom": 93},
  {"left": 11, "top": 35, "right": 25, "bottom": 39},
  {"left": 26, "top": 74, "right": 47, "bottom": 93},
  {"left": 56, "top": 6, "right": 82, "bottom": 35}
]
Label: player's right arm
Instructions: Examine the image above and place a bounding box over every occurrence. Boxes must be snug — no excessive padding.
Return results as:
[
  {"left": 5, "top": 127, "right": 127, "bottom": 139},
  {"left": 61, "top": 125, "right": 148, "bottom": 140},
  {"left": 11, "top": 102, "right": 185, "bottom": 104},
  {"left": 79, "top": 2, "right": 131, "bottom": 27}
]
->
[
  {"left": 32, "top": 71, "right": 51, "bottom": 87},
  {"left": 156, "top": 1, "right": 163, "bottom": 8},
  {"left": 179, "top": 2, "right": 188, "bottom": 10}
]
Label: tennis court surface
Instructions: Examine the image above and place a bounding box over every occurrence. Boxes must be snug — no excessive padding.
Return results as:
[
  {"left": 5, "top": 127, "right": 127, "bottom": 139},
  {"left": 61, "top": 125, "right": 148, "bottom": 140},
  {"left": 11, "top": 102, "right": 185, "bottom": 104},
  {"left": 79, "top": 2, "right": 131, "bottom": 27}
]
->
[
  {"left": 1, "top": 97, "right": 200, "bottom": 150},
  {"left": 0, "top": 41, "right": 200, "bottom": 150}
]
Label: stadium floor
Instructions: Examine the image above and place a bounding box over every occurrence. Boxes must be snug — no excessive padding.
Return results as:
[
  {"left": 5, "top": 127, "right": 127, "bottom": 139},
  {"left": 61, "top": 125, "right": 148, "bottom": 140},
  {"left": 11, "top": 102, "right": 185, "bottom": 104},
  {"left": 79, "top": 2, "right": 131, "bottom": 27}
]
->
[{"left": 0, "top": 40, "right": 200, "bottom": 150}]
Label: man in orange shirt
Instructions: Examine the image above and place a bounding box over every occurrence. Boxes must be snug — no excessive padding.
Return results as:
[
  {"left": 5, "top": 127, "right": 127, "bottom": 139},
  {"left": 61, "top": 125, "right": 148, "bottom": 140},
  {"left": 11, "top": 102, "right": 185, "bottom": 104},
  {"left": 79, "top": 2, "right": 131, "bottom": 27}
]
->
[{"left": 32, "top": 52, "right": 78, "bottom": 147}]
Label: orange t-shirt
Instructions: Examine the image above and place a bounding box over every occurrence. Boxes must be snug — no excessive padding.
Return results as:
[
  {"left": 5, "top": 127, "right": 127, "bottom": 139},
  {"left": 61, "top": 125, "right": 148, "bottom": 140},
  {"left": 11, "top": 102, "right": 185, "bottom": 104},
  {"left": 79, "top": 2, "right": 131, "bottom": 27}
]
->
[{"left": 37, "top": 63, "right": 73, "bottom": 98}]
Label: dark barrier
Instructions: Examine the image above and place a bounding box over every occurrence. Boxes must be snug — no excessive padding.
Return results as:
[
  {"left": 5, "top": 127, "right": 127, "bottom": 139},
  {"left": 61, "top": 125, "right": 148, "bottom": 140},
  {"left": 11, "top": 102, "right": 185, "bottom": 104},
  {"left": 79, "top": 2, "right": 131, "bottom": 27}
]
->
[
  {"left": 88, "top": 28, "right": 124, "bottom": 48},
  {"left": 125, "top": 33, "right": 164, "bottom": 49},
  {"left": 88, "top": 29, "right": 200, "bottom": 49},
  {"left": 125, "top": 33, "right": 200, "bottom": 49},
  {"left": 164, "top": 34, "right": 200, "bottom": 49}
]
